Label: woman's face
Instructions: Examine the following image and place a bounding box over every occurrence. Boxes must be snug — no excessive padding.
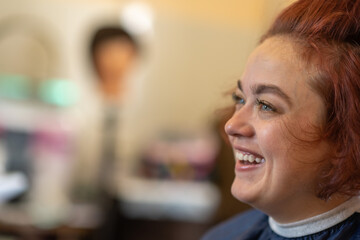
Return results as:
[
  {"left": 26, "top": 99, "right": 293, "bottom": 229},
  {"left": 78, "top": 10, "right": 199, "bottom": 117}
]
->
[{"left": 225, "top": 36, "right": 331, "bottom": 220}]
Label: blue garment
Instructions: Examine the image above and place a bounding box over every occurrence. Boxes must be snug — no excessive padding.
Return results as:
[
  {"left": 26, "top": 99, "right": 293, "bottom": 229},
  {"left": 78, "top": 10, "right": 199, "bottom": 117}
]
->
[{"left": 202, "top": 209, "right": 360, "bottom": 240}]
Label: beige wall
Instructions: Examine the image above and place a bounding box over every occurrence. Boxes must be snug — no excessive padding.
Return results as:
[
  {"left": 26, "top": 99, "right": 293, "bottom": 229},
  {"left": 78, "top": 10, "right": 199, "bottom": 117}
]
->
[
  {"left": 118, "top": 0, "right": 292, "bottom": 172},
  {"left": 0, "top": 0, "right": 292, "bottom": 178}
]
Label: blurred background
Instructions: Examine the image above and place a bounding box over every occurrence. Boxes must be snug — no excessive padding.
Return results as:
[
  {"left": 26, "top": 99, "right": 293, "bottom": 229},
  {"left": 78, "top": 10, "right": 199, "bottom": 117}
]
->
[{"left": 0, "top": 0, "right": 292, "bottom": 239}]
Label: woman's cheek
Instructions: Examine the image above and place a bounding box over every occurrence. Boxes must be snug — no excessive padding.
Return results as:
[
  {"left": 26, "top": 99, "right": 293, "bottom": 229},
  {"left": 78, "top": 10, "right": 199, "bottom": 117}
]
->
[{"left": 258, "top": 122, "right": 286, "bottom": 152}]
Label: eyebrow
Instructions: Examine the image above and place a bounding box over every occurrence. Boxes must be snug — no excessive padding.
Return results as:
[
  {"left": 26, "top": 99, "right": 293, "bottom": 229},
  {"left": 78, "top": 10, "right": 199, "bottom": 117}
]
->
[
  {"left": 237, "top": 80, "right": 242, "bottom": 91},
  {"left": 237, "top": 80, "right": 292, "bottom": 106}
]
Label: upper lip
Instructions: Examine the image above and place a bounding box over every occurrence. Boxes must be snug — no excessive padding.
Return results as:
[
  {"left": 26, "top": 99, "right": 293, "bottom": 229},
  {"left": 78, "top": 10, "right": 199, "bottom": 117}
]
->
[{"left": 232, "top": 145, "right": 264, "bottom": 159}]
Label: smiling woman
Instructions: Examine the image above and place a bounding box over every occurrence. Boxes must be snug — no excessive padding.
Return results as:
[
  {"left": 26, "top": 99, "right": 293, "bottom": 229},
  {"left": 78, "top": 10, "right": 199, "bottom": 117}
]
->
[
  {"left": 202, "top": 0, "right": 360, "bottom": 239},
  {"left": 228, "top": 36, "right": 337, "bottom": 222}
]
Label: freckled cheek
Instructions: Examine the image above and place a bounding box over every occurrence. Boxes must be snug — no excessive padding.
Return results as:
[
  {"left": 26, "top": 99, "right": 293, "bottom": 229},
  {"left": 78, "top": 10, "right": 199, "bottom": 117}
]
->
[
  {"left": 257, "top": 124, "right": 289, "bottom": 161},
  {"left": 258, "top": 124, "right": 306, "bottom": 186}
]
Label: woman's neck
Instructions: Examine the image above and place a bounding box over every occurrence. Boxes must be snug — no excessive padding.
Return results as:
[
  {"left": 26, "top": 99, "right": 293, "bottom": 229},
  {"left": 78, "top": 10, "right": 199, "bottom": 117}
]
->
[
  {"left": 269, "top": 196, "right": 360, "bottom": 238},
  {"left": 267, "top": 194, "right": 350, "bottom": 224}
]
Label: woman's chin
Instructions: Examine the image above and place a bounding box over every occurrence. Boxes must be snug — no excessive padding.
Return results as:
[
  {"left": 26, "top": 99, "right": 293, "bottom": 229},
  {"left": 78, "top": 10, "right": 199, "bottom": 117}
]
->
[{"left": 231, "top": 178, "right": 259, "bottom": 206}]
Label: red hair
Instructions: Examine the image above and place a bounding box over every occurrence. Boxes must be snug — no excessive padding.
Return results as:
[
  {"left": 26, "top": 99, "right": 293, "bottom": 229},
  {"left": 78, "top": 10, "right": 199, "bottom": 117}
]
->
[{"left": 262, "top": 0, "right": 360, "bottom": 199}]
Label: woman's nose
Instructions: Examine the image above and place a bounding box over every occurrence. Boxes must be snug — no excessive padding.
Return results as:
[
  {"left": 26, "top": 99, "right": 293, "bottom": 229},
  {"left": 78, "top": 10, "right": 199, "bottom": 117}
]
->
[{"left": 224, "top": 110, "right": 255, "bottom": 138}]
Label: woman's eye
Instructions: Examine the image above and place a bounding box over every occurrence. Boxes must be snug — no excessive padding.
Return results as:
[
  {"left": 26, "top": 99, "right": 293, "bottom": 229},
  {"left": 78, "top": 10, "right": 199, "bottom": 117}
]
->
[
  {"left": 256, "top": 99, "right": 276, "bottom": 112},
  {"left": 232, "top": 92, "right": 245, "bottom": 105}
]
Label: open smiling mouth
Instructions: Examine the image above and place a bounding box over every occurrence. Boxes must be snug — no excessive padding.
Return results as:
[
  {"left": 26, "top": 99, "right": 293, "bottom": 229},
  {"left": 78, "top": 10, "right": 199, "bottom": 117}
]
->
[{"left": 235, "top": 152, "right": 265, "bottom": 165}]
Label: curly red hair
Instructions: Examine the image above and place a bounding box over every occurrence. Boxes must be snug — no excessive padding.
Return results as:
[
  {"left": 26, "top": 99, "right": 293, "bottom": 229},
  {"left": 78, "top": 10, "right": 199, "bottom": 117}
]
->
[{"left": 261, "top": 0, "right": 360, "bottom": 199}]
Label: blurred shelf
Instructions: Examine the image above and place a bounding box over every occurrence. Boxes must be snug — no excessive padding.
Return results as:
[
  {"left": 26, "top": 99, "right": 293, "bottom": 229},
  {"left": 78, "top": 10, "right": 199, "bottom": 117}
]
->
[
  {"left": 117, "top": 176, "right": 220, "bottom": 222},
  {"left": 0, "top": 204, "right": 95, "bottom": 240},
  {"left": 0, "top": 100, "right": 44, "bottom": 132}
]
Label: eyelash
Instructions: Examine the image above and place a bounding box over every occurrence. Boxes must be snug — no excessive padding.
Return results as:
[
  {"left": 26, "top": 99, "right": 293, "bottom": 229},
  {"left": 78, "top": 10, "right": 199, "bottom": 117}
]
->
[
  {"left": 232, "top": 92, "right": 245, "bottom": 105},
  {"left": 255, "top": 99, "right": 277, "bottom": 112},
  {"left": 231, "top": 92, "right": 277, "bottom": 112}
]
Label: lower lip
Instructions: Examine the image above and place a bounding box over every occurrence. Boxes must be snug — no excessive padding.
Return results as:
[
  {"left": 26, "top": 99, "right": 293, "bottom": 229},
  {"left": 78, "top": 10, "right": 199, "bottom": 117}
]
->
[{"left": 235, "top": 160, "right": 264, "bottom": 172}]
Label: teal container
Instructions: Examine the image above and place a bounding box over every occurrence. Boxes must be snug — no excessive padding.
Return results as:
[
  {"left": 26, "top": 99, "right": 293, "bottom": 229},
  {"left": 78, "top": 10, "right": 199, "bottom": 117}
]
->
[
  {"left": 38, "top": 79, "right": 77, "bottom": 107},
  {"left": 0, "top": 74, "right": 31, "bottom": 100}
]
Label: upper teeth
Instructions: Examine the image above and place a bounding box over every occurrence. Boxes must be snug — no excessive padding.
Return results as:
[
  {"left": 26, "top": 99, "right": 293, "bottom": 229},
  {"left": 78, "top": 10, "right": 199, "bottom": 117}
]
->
[{"left": 235, "top": 152, "right": 264, "bottom": 163}]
